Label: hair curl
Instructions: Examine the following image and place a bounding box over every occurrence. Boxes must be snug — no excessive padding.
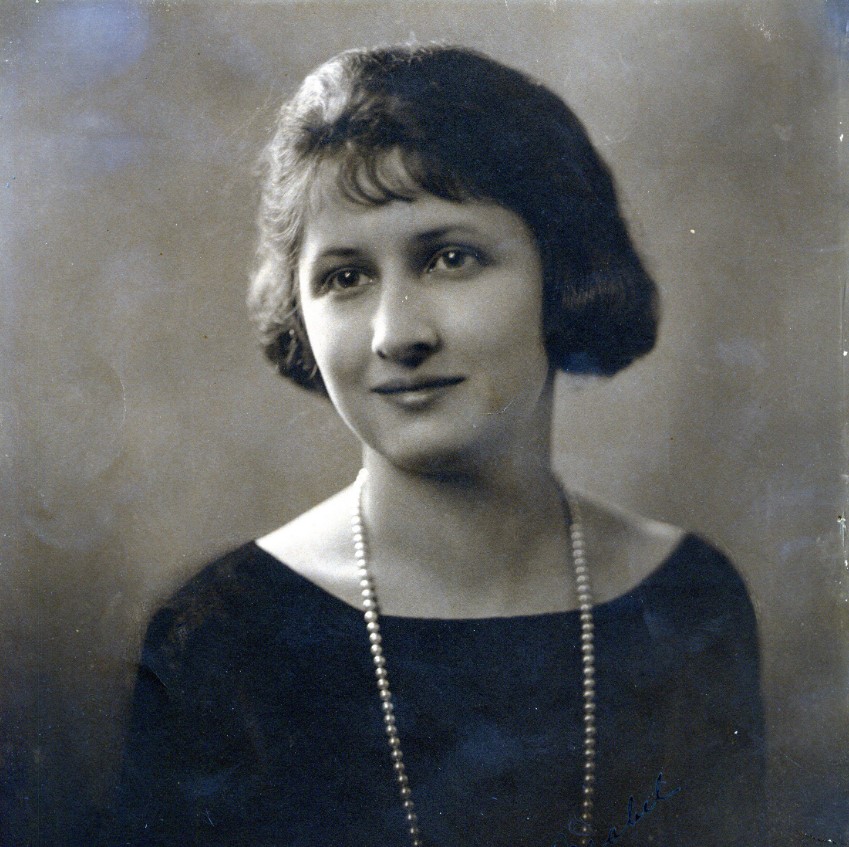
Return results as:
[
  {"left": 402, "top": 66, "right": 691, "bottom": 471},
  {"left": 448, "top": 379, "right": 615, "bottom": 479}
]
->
[{"left": 248, "top": 43, "right": 659, "bottom": 394}]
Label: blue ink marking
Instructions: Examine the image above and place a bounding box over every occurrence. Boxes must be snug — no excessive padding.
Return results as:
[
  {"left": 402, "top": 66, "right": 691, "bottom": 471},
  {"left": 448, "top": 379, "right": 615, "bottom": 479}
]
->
[
  {"left": 550, "top": 772, "right": 681, "bottom": 847},
  {"left": 801, "top": 833, "right": 848, "bottom": 847}
]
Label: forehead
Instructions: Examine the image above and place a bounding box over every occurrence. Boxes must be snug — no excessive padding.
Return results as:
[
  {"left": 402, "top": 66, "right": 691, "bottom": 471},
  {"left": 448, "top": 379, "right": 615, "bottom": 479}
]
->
[
  {"left": 300, "top": 155, "right": 536, "bottom": 257},
  {"left": 305, "top": 149, "right": 428, "bottom": 216}
]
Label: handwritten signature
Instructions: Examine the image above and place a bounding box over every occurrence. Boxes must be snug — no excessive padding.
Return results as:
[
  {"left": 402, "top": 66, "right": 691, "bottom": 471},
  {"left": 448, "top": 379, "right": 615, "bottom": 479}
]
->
[
  {"left": 551, "top": 772, "right": 682, "bottom": 847},
  {"left": 801, "top": 834, "right": 849, "bottom": 847}
]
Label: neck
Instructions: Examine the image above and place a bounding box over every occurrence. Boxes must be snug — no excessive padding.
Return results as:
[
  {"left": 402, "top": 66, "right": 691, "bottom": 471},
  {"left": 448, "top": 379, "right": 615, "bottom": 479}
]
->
[{"left": 358, "top": 416, "right": 570, "bottom": 615}]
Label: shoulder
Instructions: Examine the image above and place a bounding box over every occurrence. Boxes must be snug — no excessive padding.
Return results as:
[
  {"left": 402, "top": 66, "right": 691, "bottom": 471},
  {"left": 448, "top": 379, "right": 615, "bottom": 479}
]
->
[
  {"left": 140, "top": 537, "right": 347, "bottom": 677},
  {"left": 256, "top": 483, "right": 362, "bottom": 610},
  {"left": 574, "top": 493, "right": 686, "bottom": 606},
  {"left": 615, "top": 525, "right": 760, "bottom": 657},
  {"left": 575, "top": 494, "right": 755, "bottom": 622},
  {"left": 655, "top": 533, "right": 758, "bottom": 630},
  {"left": 140, "top": 545, "right": 270, "bottom": 664},
  {"left": 151, "top": 543, "right": 276, "bottom": 628}
]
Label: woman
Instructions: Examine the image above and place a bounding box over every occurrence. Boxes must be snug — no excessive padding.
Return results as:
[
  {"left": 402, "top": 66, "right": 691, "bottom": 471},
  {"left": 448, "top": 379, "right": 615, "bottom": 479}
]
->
[{"left": 106, "top": 44, "right": 765, "bottom": 847}]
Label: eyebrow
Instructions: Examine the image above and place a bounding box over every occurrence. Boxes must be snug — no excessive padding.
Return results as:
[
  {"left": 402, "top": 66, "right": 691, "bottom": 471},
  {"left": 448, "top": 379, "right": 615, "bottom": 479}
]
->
[
  {"left": 310, "top": 225, "right": 484, "bottom": 261},
  {"left": 309, "top": 247, "right": 364, "bottom": 263},
  {"left": 414, "top": 225, "right": 481, "bottom": 243}
]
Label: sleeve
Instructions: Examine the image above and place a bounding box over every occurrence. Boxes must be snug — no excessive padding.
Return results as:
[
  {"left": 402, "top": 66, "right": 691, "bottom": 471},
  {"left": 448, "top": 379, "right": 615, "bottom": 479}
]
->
[
  {"left": 100, "top": 551, "right": 317, "bottom": 847},
  {"left": 100, "top": 607, "right": 203, "bottom": 847},
  {"left": 656, "top": 541, "right": 767, "bottom": 846}
]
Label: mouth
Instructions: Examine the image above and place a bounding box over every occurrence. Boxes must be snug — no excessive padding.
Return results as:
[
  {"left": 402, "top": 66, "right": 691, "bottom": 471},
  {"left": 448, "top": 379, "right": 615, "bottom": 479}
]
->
[{"left": 371, "top": 376, "right": 465, "bottom": 396}]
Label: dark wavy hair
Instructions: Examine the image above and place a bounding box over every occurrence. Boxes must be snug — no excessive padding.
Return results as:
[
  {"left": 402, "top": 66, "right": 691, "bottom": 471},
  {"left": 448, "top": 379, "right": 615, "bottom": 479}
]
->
[{"left": 248, "top": 43, "right": 659, "bottom": 394}]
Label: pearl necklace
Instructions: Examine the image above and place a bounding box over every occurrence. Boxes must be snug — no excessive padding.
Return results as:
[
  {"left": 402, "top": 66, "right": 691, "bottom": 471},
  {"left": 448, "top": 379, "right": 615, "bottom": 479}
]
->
[{"left": 351, "top": 469, "right": 596, "bottom": 847}]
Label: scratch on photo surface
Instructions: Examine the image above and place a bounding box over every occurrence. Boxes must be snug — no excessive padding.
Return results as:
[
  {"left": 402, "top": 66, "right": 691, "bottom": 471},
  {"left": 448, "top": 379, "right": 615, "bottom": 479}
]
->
[{"left": 843, "top": 280, "right": 849, "bottom": 575}]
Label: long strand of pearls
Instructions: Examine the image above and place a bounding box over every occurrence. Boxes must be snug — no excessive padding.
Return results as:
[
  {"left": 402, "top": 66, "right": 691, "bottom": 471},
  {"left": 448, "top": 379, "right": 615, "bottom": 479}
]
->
[
  {"left": 568, "top": 492, "right": 596, "bottom": 845},
  {"left": 351, "top": 469, "right": 596, "bottom": 847}
]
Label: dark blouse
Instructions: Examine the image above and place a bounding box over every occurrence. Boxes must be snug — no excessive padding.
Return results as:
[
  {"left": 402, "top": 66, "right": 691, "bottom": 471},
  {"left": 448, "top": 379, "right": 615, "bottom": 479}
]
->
[{"left": 105, "top": 536, "right": 765, "bottom": 847}]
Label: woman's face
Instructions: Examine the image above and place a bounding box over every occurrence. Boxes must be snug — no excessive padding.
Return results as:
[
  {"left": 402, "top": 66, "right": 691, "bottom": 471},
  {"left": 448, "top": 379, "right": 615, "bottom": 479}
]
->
[{"left": 297, "top": 165, "right": 552, "bottom": 473}]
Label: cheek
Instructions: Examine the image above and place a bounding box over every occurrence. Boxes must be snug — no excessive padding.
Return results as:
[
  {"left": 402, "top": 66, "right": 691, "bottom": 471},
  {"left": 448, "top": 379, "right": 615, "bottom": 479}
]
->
[
  {"left": 300, "top": 304, "right": 362, "bottom": 392},
  {"left": 462, "top": 314, "right": 549, "bottom": 416},
  {"left": 474, "top": 282, "right": 548, "bottom": 369}
]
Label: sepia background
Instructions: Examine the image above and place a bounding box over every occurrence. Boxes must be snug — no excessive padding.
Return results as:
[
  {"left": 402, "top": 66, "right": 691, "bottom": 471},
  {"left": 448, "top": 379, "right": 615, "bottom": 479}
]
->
[{"left": 2, "top": 0, "right": 847, "bottom": 843}]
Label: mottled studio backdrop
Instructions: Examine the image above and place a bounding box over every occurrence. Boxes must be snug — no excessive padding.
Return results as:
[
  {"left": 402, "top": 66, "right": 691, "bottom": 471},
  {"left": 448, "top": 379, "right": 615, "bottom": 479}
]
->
[{"left": 1, "top": 1, "right": 847, "bottom": 844}]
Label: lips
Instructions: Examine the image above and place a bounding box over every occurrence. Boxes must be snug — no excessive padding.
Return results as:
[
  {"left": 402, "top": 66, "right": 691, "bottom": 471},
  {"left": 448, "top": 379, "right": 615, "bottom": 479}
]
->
[{"left": 371, "top": 376, "right": 465, "bottom": 395}]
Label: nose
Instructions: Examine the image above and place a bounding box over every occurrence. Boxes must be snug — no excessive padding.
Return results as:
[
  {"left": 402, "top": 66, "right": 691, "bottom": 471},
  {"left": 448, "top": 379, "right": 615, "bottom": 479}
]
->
[{"left": 371, "top": 282, "right": 440, "bottom": 367}]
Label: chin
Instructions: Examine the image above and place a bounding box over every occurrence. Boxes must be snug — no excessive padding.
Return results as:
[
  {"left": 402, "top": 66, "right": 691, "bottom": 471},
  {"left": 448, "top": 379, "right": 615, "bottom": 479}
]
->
[{"left": 367, "top": 427, "right": 517, "bottom": 479}]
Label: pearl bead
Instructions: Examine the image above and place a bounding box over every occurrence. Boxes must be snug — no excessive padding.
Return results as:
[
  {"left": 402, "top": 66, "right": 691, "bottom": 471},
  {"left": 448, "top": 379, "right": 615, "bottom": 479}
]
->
[{"left": 353, "top": 470, "right": 597, "bottom": 847}]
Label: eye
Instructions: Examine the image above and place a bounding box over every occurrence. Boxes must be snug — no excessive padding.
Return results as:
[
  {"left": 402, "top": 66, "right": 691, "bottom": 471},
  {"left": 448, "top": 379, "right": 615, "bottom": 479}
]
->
[
  {"left": 322, "top": 267, "right": 372, "bottom": 293},
  {"left": 426, "top": 246, "right": 482, "bottom": 275}
]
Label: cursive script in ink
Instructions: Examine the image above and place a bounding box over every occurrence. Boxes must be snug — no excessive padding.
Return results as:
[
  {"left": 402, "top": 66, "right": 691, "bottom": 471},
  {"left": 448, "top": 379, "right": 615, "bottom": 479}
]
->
[{"left": 551, "top": 772, "right": 682, "bottom": 847}]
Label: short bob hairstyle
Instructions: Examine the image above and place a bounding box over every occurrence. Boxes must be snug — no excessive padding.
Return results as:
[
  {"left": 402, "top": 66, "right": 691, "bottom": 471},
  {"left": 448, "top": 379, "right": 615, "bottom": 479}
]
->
[{"left": 248, "top": 43, "right": 658, "bottom": 394}]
